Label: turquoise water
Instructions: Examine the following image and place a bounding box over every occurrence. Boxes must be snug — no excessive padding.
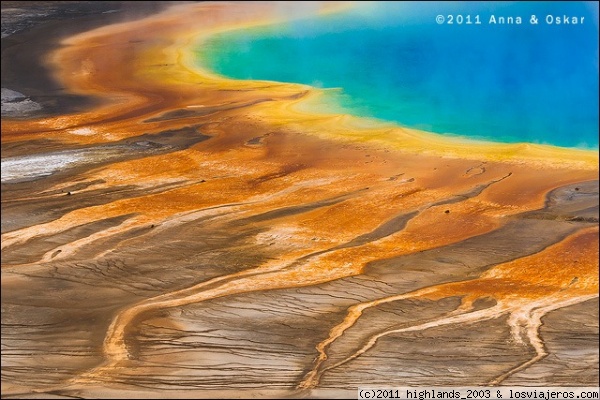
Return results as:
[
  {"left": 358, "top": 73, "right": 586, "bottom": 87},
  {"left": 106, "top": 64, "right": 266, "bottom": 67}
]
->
[{"left": 197, "top": 2, "right": 599, "bottom": 149}]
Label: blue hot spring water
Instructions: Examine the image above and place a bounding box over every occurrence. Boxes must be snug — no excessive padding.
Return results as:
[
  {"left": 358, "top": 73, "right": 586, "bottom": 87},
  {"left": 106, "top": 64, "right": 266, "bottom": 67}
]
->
[{"left": 196, "top": 1, "right": 599, "bottom": 149}]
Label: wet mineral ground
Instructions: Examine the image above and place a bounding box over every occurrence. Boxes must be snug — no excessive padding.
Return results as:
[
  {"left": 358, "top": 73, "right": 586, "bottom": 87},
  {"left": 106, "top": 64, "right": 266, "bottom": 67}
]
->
[{"left": 1, "top": 2, "right": 598, "bottom": 398}]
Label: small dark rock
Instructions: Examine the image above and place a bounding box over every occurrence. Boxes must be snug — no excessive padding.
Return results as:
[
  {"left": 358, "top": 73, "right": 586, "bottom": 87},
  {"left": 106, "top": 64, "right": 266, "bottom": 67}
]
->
[{"left": 444, "top": 209, "right": 450, "bottom": 214}]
